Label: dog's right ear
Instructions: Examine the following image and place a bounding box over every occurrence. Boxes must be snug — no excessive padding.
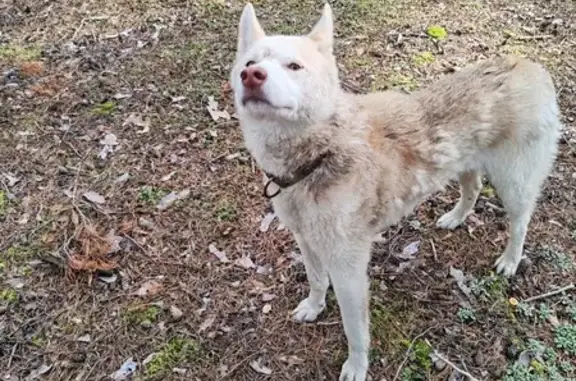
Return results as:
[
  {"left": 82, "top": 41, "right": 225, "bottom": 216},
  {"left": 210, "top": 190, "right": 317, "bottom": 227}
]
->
[{"left": 237, "top": 3, "right": 266, "bottom": 58}]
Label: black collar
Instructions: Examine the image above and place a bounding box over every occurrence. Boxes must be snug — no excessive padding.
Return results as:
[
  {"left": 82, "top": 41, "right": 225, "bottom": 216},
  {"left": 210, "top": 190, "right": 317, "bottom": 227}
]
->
[{"left": 263, "top": 151, "right": 333, "bottom": 199}]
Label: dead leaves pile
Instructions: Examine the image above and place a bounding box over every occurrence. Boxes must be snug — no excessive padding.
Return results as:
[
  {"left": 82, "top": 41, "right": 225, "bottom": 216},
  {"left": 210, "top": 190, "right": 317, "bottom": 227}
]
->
[{"left": 67, "top": 225, "right": 124, "bottom": 273}]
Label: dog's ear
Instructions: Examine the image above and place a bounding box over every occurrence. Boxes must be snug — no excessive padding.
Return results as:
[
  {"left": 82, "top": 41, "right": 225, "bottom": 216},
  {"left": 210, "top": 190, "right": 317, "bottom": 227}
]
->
[
  {"left": 308, "top": 3, "right": 334, "bottom": 54},
  {"left": 237, "top": 3, "right": 266, "bottom": 58}
]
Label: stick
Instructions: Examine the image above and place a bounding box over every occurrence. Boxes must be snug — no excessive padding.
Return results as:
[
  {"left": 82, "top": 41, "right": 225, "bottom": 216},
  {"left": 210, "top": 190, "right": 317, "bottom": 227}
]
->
[
  {"left": 392, "top": 325, "right": 437, "bottom": 381},
  {"left": 425, "top": 340, "right": 482, "bottom": 381},
  {"left": 524, "top": 284, "right": 574, "bottom": 303},
  {"left": 430, "top": 239, "right": 437, "bottom": 262},
  {"left": 515, "top": 34, "right": 553, "bottom": 41}
]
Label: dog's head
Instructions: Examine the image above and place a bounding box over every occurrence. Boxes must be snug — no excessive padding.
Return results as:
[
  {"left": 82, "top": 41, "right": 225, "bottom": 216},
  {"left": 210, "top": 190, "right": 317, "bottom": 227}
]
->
[{"left": 230, "top": 3, "right": 340, "bottom": 124}]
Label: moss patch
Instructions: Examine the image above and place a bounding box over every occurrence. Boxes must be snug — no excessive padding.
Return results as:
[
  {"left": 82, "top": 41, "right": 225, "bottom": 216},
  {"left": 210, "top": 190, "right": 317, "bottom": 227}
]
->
[{"left": 141, "top": 337, "right": 200, "bottom": 380}]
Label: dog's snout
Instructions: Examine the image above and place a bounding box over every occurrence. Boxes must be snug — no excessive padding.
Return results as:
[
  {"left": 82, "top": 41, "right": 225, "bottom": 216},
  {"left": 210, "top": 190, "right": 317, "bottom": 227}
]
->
[{"left": 240, "top": 66, "right": 267, "bottom": 88}]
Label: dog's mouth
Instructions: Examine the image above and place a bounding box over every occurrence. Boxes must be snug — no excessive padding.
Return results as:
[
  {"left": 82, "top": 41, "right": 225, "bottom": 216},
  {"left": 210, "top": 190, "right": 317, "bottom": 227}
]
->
[
  {"left": 241, "top": 89, "right": 292, "bottom": 111},
  {"left": 242, "top": 93, "right": 272, "bottom": 107}
]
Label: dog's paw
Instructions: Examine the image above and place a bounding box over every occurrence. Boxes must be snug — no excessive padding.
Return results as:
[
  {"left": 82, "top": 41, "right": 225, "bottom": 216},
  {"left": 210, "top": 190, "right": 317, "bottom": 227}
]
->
[
  {"left": 436, "top": 209, "right": 466, "bottom": 230},
  {"left": 494, "top": 253, "right": 520, "bottom": 277},
  {"left": 292, "top": 298, "right": 325, "bottom": 323},
  {"left": 339, "top": 355, "right": 368, "bottom": 381}
]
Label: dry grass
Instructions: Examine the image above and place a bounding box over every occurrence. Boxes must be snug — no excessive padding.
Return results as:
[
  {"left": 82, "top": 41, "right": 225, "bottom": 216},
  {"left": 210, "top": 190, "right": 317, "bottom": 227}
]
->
[{"left": 1, "top": 0, "right": 576, "bottom": 380}]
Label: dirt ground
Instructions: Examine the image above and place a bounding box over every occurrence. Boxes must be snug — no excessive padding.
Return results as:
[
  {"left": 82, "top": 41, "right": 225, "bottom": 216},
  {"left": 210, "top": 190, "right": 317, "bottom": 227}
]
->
[{"left": 1, "top": 0, "right": 575, "bottom": 380}]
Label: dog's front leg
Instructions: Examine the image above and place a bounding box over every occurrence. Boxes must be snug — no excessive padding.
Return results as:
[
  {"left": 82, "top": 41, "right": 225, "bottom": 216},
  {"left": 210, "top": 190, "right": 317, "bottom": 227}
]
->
[
  {"left": 329, "top": 242, "right": 371, "bottom": 381},
  {"left": 292, "top": 233, "right": 329, "bottom": 322}
]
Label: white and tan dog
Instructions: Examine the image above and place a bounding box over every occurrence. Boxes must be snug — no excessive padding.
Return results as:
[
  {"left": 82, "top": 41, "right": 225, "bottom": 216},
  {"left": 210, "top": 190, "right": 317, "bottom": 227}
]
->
[{"left": 230, "top": 3, "right": 562, "bottom": 380}]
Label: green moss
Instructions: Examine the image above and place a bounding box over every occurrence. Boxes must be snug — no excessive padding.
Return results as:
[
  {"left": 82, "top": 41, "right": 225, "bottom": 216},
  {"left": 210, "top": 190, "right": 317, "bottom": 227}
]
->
[
  {"left": 0, "top": 44, "right": 42, "bottom": 61},
  {"left": 138, "top": 186, "right": 169, "bottom": 205},
  {"left": 31, "top": 333, "right": 47, "bottom": 348},
  {"left": 122, "top": 304, "right": 161, "bottom": 326},
  {"left": 412, "top": 52, "right": 435, "bottom": 66},
  {"left": 0, "top": 289, "right": 18, "bottom": 304},
  {"left": 399, "top": 339, "right": 432, "bottom": 381},
  {"left": 369, "top": 299, "right": 412, "bottom": 363},
  {"left": 0, "top": 191, "right": 8, "bottom": 215},
  {"left": 480, "top": 184, "right": 495, "bottom": 198},
  {"left": 143, "top": 338, "right": 200, "bottom": 379},
  {"left": 215, "top": 200, "right": 237, "bottom": 222},
  {"left": 91, "top": 101, "right": 117, "bottom": 116},
  {"left": 1, "top": 245, "right": 37, "bottom": 264},
  {"left": 426, "top": 25, "right": 447, "bottom": 40}
]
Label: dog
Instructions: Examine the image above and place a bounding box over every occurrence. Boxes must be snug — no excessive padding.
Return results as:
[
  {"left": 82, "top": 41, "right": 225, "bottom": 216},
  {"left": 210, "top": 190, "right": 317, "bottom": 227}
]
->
[{"left": 229, "top": 3, "right": 562, "bottom": 380}]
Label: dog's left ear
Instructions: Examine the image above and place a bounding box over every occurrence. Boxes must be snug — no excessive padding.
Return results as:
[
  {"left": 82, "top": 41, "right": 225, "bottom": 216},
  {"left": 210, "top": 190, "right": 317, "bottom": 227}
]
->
[
  {"left": 237, "top": 3, "right": 266, "bottom": 58},
  {"left": 308, "top": 3, "right": 334, "bottom": 54}
]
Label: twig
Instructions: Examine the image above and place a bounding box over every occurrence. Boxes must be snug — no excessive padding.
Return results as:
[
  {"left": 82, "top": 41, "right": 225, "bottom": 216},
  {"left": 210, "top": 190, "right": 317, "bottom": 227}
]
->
[
  {"left": 515, "top": 34, "right": 553, "bottom": 41},
  {"left": 70, "top": 18, "right": 86, "bottom": 41},
  {"left": 425, "top": 340, "right": 482, "bottom": 381},
  {"left": 392, "top": 325, "right": 437, "bottom": 381},
  {"left": 430, "top": 239, "right": 437, "bottom": 262},
  {"left": 7, "top": 342, "right": 18, "bottom": 368},
  {"left": 524, "top": 283, "right": 575, "bottom": 303}
]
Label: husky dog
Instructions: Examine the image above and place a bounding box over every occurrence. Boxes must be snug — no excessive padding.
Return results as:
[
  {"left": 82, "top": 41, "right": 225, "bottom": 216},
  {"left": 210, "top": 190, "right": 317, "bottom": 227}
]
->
[{"left": 229, "top": 3, "right": 561, "bottom": 380}]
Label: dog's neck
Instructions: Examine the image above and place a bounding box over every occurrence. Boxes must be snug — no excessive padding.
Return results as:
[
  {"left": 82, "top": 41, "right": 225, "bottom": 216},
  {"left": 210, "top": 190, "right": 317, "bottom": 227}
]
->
[{"left": 240, "top": 111, "right": 342, "bottom": 180}]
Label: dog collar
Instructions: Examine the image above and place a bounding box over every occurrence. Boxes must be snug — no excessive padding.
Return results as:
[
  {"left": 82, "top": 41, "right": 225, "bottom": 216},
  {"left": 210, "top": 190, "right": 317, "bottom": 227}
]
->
[{"left": 263, "top": 151, "right": 333, "bottom": 199}]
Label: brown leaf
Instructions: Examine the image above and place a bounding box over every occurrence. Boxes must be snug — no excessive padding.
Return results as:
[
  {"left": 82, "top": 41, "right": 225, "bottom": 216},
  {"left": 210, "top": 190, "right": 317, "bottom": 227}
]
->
[
  {"left": 206, "top": 96, "right": 231, "bottom": 121},
  {"left": 135, "top": 280, "right": 163, "bottom": 296},
  {"left": 83, "top": 191, "right": 106, "bottom": 204}
]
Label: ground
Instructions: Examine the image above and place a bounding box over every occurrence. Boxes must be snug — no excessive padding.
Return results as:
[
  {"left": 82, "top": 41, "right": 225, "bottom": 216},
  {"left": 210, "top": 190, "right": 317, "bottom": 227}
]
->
[{"left": 1, "top": 0, "right": 575, "bottom": 380}]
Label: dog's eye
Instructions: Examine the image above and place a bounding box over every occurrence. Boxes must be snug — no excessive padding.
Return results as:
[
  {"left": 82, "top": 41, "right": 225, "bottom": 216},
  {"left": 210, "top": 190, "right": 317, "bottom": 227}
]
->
[
  {"left": 246, "top": 60, "right": 256, "bottom": 67},
  {"left": 287, "top": 63, "right": 303, "bottom": 71}
]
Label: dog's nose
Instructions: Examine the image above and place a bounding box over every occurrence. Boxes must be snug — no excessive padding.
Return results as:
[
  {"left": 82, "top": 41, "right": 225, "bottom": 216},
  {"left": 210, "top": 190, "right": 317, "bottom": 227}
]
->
[{"left": 240, "top": 66, "right": 267, "bottom": 88}]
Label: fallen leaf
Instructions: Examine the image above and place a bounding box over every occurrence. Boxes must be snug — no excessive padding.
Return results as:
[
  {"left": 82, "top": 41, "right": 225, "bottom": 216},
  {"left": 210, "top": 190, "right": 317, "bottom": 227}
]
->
[
  {"left": 206, "top": 96, "right": 231, "bottom": 121},
  {"left": 25, "top": 364, "right": 52, "bottom": 380},
  {"left": 170, "top": 305, "right": 183, "bottom": 319},
  {"left": 259, "top": 213, "right": 276, "bottom": 232},
  {"left": 161, "top": 171, "right": 177, "bottom": 182},
  {"left": 157, "top": 189, "right": 190, "bottom": 210},
  {"left": 77, "top": 334, "right": 91, "bottom": 343},
  {"left": 83, "top": 191, "right": 106, "bottom": 204},
  {"left": 256, "top": 264, "right": 272, "bottom": 275},
  {"left": 450, "top": 266, "right": 472, "bottom": 298},
  {"left": 517, "top": 350, "right": 532, "bottom": 366},
  {"left": 209, "top": 244, "right": 229, "bottom": 263},
  {"left": 199, "top": 316, "right": 216, "bottom": 332},
  {"left": 113, "top": 92, "right": 132, "bottom": 100},
  {"left": 142, "top": 353, "right": 158, "bottom": 366},
  {"left": 236, "top": 254, "right": 256, "bottom": 269},
  {"left": 262, "top": 293, "right": 276, "bottom": 302},
  {"left": 123, "top": 113, "right": 150, "bottom": 134},
  {"left": 3, "top": 173, "right": 20, "bottom": 187},
  {"left": 171, "top": 96, "right": 186, "bottom": 103},
  {"left": 110, "top": 358, "right": 137, "bottom": 381},
  {"left": 250, "top": 358, "right": 272, "bottom": 375},
  {"left": 135, "top": 280, "right": 163, "bottom": 296},
  {"left": 114, "top": 173, "right": 130, "bottom": 184},
  {"left": 278, "top": 355, "right": 304, "bottom": 366},
  {"left": 100, "top": 133, "right": 118, "bottom": 146},
  {"left": 397, "top": 240, "right": 420, "bottom": 260}
]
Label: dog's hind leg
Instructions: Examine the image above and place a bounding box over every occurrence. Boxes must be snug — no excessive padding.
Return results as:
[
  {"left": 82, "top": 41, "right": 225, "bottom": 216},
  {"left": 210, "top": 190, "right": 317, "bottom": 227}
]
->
[
  {"left": 487, "top": 134, "right": 559, "bottom": 277},
  {"left": 437, "top": 170, "right": 482, "bottom": 229},
  {"left": 292, "top": 233, "right": 329, "bottom": 322}
]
